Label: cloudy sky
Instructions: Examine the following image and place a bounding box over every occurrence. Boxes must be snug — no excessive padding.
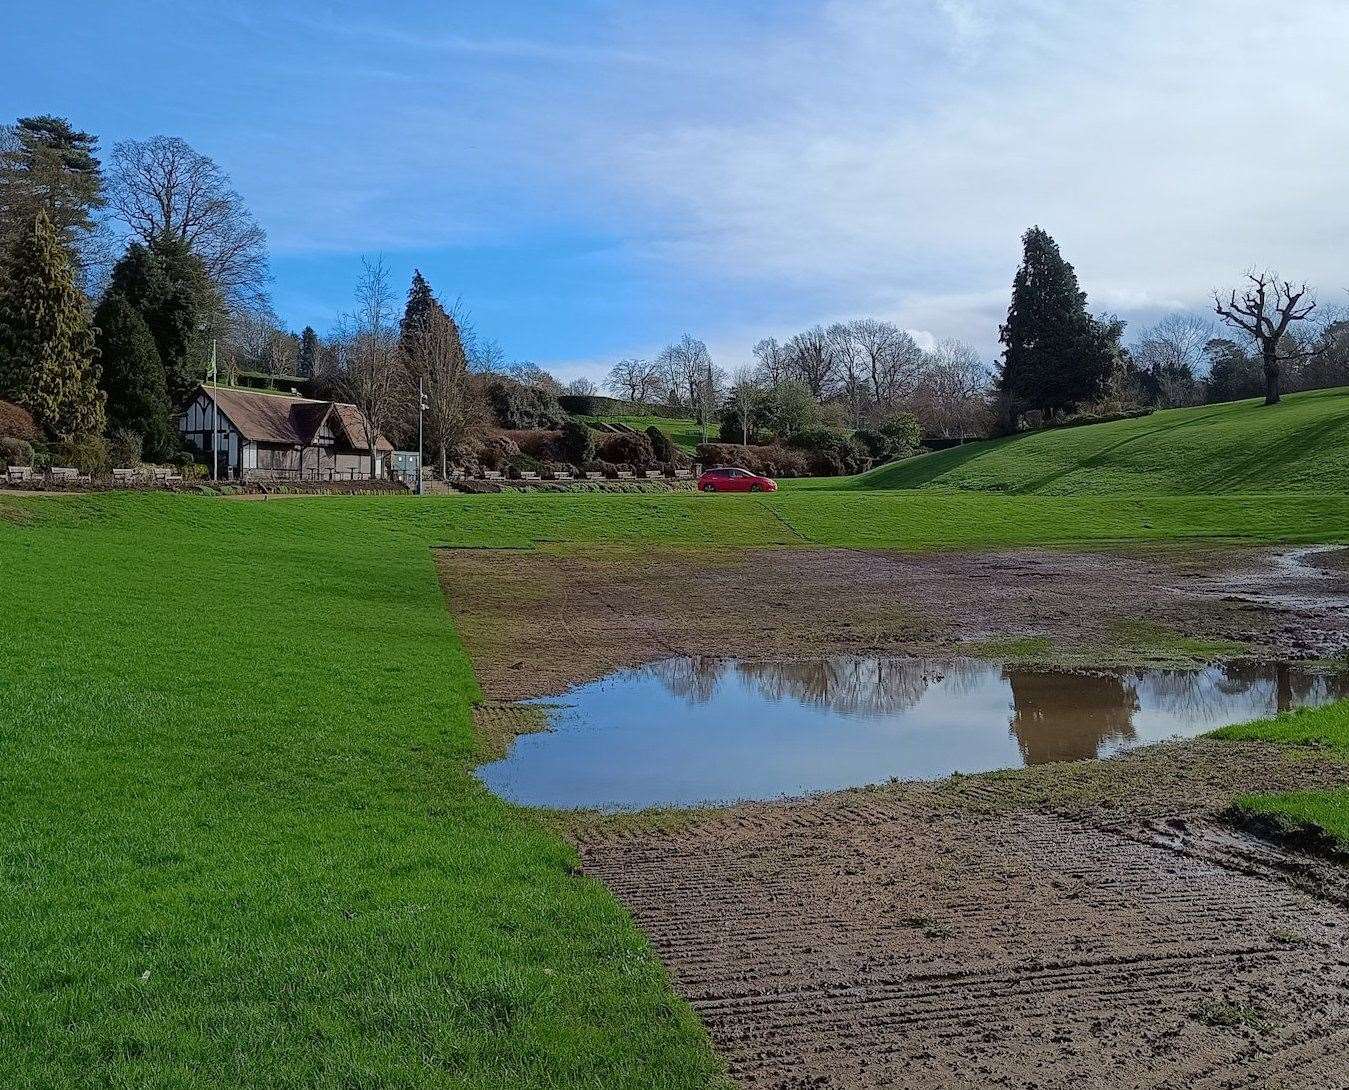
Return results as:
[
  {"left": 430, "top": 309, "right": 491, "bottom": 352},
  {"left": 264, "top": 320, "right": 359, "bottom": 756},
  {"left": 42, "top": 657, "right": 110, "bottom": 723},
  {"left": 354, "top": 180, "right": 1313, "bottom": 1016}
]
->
[{"left": 8, "top": 1, "right": 1348, "bottom": 381}]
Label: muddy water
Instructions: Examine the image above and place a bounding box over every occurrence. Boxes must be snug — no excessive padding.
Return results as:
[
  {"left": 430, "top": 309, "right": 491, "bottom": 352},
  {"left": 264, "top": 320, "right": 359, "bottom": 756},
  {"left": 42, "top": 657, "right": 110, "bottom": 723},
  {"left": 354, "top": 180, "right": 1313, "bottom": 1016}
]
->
[{"left": 478, "top": 657, "right": 1349, "bottom": 809}]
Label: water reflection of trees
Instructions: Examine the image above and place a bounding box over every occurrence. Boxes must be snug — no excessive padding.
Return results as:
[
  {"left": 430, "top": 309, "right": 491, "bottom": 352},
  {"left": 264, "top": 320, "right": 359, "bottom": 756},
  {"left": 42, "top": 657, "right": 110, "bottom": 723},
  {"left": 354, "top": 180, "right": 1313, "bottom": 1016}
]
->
[
  {"left": 732, "top": 657, "right": 939, "bottom": 716},
  {"left": 1005, "top": 669, "right": 1139, "bottom": 765},
  {"left": 645, "top": 656, "right": 729, "bottom": 705}
]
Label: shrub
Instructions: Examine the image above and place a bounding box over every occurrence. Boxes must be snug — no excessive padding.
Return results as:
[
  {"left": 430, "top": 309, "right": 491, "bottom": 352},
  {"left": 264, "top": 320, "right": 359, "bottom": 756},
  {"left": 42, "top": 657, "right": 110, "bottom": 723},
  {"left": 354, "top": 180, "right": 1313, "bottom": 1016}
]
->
[
  {"left": 52, "top": 435, "right": 111, "bottom": 476},
  {"left": 0, "top": 399, "right": 39, "bottom": 442},
  {"left": 108, "top": 429, "right": 144, "bottom": 469},
  {"left": 559, "top": 420, "right": 596, "bottom": 465},
  {"left": 784, "top": 428, "right": 870, "bottom": 475},
  {"left": 599, "top": 431, "right": 655, "bottom": 466},
  {"left": 645, "top": 425, "right": 675, "bottom": 462},
  {"left": 879, "top": 413, "right": 922, "bottom": 457},
  {"left": 484, "top": 377, "right": 567, "bottom": 429},
  {"left": 852, "top": 429, "right": 890, "bottom": 459},
  {"left": 0, "top": 436, "right": 34, "bottom": 468},
  {"left": 694, "top": 443, "right": 811, "bottom": 477}
]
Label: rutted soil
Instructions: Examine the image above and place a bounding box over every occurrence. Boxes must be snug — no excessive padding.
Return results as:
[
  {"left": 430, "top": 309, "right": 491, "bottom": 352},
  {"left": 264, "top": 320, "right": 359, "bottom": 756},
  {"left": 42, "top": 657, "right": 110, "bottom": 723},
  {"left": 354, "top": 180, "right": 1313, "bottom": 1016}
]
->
[
  {"left": 437, "top": 543, "right": 1349, "bottom": 1088},
  {"left": 438, "top": 543, "right": 1349, "bottom": 703},
  {"left": 576, "top": 742, "right": 1349, "bottom": 1089}
]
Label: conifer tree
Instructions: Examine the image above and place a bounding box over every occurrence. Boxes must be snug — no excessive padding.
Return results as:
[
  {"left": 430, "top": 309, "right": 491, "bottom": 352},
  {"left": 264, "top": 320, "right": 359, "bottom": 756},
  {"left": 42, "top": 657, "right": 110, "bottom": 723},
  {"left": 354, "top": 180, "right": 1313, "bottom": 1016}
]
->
[
  {"left": 998, "top": 226, "right": 1115, "bottom": 419},
  {"left": 0, "top": 210, "right": 104, "bottom": 439},
  {"left": 297, "top": 326, "right": 319, "bottom": 376},
  {"left": 399, "top": 269, "right": 446, "bottom": 353},
  {"left": 94, "top": 291, "right": 173, "bottom": 458}
]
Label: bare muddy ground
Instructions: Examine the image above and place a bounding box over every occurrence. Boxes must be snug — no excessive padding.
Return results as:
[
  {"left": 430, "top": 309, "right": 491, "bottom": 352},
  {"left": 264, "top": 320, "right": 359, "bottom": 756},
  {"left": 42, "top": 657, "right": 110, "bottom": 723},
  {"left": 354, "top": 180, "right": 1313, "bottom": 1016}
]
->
[
  {"left": 576, "top": 742, "right": 1349, "bottom": 1089},
  {"left": 438, "top": 543, "right": 1349, "bottom": 702},
  {"left": 438, "top": 544, "right": 1349, "bottom": 1088}
]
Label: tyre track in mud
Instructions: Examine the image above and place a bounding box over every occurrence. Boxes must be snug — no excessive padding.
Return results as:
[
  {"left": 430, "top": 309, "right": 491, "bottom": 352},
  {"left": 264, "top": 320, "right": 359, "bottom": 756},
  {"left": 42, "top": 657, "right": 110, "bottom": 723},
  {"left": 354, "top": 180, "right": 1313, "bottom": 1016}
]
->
[{"left": 577, "top": 743, "right": 1349, "bottom": 1089}]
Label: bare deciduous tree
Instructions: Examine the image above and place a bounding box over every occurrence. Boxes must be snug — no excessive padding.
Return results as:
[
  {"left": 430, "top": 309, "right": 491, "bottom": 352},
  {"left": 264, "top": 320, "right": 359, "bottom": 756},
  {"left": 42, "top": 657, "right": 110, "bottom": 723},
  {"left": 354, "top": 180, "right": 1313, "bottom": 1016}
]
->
[
  {"left": 727, "top": 366, "right": 761, "bottom": 445},
  {"left": 403, "top": 305, "right": 483, "bottom": 479},
  {"left": 1214, "top": 272, "right": 1316, "bottom": 405},
  {"left": 845, "top": 318, "right": 922, "bottom": 410},
  {"left": 110, "top": 135, "right": 269, "bottom": 308},
  {"left": 913, "top": 339, "right": 992, "bottom": 438},
  {"left": 335, "top": 256, "right": 403, "bottom": 476},
  {"left": 566, "top": 376, "right": 598, "bottom": 396},
  {"left": 752, "top": 337, "right": 789, "bottom": 386},
  {"left": 605, "top": 357, "right": 660, "bottom": 403},
  {"left": 783, "top": 325, "right": 839, "bottom": 400},
  {"left": 655, "top": 334, "right": 720, "bottom": 426}
]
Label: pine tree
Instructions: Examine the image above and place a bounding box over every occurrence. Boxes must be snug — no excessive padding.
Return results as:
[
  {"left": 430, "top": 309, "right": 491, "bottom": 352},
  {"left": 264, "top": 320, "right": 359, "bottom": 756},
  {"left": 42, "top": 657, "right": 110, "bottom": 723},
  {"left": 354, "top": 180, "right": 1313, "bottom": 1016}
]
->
[
  {"left": 400, "top": 269, "right": 446, "bottom": 352},
  {"left": 0, "top": 115, "right": 106, "bottom": 270},
  {"left": 0, "top": 210, "right": 104, "bottom": 439},
  {"left": 108, "top": 233, "right": 214, "bottom": 404},
  {"left": 998, "top": 226, "right": 1114, "bottom": 419},
  {"left": 297, "top": 326, "right": 319, "bottom": 376},
  {"left": 94, "top": 291, "right": 174, "bottom": 459}
]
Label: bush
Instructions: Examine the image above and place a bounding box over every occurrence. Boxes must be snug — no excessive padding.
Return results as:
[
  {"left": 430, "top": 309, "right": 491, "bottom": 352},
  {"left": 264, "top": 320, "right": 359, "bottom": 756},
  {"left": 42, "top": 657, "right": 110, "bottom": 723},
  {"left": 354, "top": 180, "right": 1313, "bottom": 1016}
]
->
[
  {"left": 644, "top": 425, "right": 676, "bottom": 463},
  {"left": 879, "top": 413, "right": 922, "bottom": 457},
  {"left": 108, "top": 429, "right": 144, "bottom": 469},
  {"left": 694, "top": 443, "right": 811, "bottom": 477},
  {"left": 852, "top": 429, "right": 890, "bottom": 459},
  {"left": 52, "top": 435, "right": 111, "bottom": 476},
  {"left": 784, "top": 428, "right": 870, "bottom": 475},
  {"left": 484, "top": 377, "right": 567, "bottom": 429},
  {"left": 0, "top": 399, "right": 39, "bottom": 442},
  {"left": 559, "top": 420, "right": 596, "bottom": 465},
  {"left": 598, "top": 431, "right": 655, "bottom": 466},
  {"left": 168, "top": 450, "right": 196, "bottom": 472},
  {"left": 0, "top": 436, "right": 34, "bottom": 468}
]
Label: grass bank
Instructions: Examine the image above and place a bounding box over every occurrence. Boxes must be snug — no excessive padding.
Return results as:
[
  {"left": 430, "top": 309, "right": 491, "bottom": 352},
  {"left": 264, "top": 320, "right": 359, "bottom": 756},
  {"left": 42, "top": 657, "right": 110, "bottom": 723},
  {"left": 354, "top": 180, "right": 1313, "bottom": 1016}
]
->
[{"left": 841, "top": 386, "right": 1349, "bottom": 495}]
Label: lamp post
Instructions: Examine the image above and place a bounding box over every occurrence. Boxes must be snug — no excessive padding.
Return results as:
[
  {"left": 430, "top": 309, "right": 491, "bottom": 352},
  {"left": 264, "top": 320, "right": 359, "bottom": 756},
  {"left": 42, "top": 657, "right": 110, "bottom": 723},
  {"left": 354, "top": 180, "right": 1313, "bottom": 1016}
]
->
[
  {"left": 209, "top": 338, "right": 219, "bottom": 481},
  {"left": 417, "top": 376, "right": 427, "bottom": 495}
]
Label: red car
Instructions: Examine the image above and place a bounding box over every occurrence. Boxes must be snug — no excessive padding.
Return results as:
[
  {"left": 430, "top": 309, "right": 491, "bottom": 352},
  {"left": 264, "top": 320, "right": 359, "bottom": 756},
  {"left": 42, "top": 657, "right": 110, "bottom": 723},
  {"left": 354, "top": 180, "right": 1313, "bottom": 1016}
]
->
[{"left": 697, "top": 466, "right": 778, "bottom": 493}]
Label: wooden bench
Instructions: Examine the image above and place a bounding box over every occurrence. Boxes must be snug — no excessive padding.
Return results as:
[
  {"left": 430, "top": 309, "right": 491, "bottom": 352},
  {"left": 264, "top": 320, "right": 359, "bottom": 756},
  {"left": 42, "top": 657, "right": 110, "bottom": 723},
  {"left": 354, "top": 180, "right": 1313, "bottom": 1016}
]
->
[
  {"left": 579, "top": 469, "right": 601, "bottom": 480},
  {"left": 517, "top": 470, "right": 539, "bottom": 481},
  {"left": 673, "top": 469, "right": 693, "bottom": 480},
  {"left": 50, "top": 466, "right": 81, "bottom": 484},
  {"left": 6, "top": 465, "right": 34, "bottom": 484},
  {"left": 615, "top": 470, "right": 634, "bottom": 480},
  {"left": 111, "top": 468, "right": 139, "bottom": 485},
  {"left": 482, "top": 470, "right": 503, "bottom": 480}
]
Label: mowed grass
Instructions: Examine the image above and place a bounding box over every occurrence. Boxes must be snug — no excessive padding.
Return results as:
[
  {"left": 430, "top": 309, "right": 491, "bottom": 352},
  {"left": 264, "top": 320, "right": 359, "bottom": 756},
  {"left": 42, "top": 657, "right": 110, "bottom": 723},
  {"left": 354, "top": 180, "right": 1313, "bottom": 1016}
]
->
[
  {"left": 576, "top": 414, "right": 707, "bottom": 454},
  {"left": 3, "top": 484, "right": 1349, "bottom": 1087},
  {"left": 1213, "top": 701, "right": 1349, "bottom": 845},
  {"left": 840, "top": 386, "right": 1349, "bottom": 494}
]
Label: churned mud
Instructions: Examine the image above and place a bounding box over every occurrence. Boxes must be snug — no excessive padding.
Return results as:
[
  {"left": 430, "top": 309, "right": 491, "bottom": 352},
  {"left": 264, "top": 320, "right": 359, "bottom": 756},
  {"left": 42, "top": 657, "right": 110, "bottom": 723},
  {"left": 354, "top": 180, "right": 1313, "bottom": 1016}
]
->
[
  {"left": 575, "top": 742, "right": 1349, "bottom": 1089},
  {"left": 437, "top": 543, "right": 1349, "bottom": 703},
  {"left": 437, "top": 543, "right": 1349, "bottom": 1088}
]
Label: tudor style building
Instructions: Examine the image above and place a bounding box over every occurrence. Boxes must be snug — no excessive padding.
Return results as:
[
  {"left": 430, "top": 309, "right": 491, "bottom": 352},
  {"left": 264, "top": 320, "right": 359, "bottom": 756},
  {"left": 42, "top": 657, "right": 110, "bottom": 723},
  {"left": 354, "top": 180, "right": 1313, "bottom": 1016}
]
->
[{"left": 177, "top": 385, "right": 394, "bottom": 479}]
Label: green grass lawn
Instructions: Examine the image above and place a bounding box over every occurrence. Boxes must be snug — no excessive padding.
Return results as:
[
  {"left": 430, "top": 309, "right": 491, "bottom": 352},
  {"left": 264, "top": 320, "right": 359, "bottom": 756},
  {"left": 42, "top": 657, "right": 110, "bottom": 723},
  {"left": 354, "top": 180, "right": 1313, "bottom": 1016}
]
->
[
  {"left": 838, "top": 386, "right": 1349, "bottom": 494},
  {"left": 1213, "top": 700, "right": 1349, "bottom": 846},
  {"left": 3, "top": 485, "right": 1349, "bottom": 1087},
  {"left": 576, "top": 414, "right": 708, "bottom": 454}
]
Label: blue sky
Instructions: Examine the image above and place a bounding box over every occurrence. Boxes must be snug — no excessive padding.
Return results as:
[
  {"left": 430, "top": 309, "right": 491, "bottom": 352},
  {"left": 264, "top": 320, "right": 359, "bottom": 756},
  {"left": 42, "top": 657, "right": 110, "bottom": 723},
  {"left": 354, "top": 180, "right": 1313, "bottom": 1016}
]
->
[{"left": 8, "top": 1, "right": 1349, "bottom": 382}]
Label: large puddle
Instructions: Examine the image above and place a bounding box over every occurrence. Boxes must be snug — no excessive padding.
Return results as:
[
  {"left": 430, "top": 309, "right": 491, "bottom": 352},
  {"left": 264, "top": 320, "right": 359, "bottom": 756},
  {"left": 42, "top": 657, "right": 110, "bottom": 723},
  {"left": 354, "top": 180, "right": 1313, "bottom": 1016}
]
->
[{"left": 478, "top": 657, "right": 1349, "bottom": 810}]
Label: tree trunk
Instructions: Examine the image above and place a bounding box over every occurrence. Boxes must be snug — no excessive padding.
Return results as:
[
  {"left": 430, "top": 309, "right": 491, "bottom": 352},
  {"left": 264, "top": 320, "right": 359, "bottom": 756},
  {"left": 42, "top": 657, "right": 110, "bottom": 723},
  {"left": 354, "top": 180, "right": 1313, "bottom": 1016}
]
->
[{"left": 1262, "top": 347, "right": 1280, "bottom": 405}]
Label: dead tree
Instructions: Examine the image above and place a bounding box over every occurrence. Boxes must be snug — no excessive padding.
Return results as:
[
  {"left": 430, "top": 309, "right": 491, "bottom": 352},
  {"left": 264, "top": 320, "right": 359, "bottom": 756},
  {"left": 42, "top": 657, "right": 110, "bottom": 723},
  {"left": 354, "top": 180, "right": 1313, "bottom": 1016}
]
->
[{"left": 1213, "top": 272, "right": 1315, "bottom": 405}]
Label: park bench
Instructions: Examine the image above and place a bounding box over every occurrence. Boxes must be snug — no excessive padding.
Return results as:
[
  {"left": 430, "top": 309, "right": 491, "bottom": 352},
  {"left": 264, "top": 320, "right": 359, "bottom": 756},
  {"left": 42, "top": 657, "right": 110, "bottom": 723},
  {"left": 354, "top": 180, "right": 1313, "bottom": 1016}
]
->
[
  {"left": 673, "top": 469, "right": 692, "bottom": 479},
  {"left": 578, "top": 469, "right": 600, "bottom": 480},
  {"left": 6, "top": 465, "right": 35, "bottom": 484},
  {"left": 445, "top": 465, "right": 466, "bottom": 480},
  {"left": 482, "top": 469, "right": 503, "bottom": 480},
  {"left": 615, "top": 469, "right": 634, "bottom": 479},
  {"left": 50, "top": 466, "right": 85, "bottom": 485},
  {"left": 517, "top": 470, "right": 539, "bottom": 481},
  {"left": 545, "top": 467, "right": 572, "bottom": 480}
]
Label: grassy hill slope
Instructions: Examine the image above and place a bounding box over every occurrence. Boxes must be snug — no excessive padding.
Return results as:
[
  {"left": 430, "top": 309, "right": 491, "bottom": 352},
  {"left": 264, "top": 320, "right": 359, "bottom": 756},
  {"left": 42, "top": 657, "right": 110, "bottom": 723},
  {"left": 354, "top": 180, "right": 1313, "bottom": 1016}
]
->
[
  {"left": 849, "top": 387, "right": 1349, "bottom": 494},
  {"left": 576, "top": 414, "right": 707, "bottom": 453}
]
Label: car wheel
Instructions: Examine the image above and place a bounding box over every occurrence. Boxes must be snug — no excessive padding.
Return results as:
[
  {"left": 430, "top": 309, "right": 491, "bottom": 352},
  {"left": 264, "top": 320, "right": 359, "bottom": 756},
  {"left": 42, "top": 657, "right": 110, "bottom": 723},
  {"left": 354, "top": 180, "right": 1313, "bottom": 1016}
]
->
[
  {"left": 749, "top": 484, "right": 762, "bottom": 492},
  {"left": 702, "top": 483, "right": 717, "bottom": 492}
]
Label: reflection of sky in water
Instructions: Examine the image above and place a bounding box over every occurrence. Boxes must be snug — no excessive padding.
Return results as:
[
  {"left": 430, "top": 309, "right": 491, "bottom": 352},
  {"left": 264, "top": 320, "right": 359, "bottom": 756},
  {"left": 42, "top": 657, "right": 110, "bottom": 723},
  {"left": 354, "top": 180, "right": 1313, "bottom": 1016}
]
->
[{"left": 477, "top": 658, "right": 1349, "bottom": 811}]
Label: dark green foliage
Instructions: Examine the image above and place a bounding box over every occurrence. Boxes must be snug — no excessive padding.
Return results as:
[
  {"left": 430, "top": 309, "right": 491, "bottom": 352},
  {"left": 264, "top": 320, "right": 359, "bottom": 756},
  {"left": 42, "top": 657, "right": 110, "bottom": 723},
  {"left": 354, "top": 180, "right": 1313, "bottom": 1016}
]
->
[
  {"left": 879, "top": 413, "right": 922, "bottom": 456},
  {"left": 601, "top": 431, "right": 655, "bottom": 466},
  {"left": 1204, "top": 338, "right": 1263, "bottom": 403},
  {"left": 559, "top": 419, "right": 596, "bottom": 465},
  {"left": 297, "top": 325, "right": 318, "bottom": 376},
  {"left": 0, "top": 435, "right": 32, "bottom": 467},
  {"left": 51, "top": 433, "right": 110, "bottom": 474},
  {"left": 484, "top": 375, "right": 567, "bottom": 429},
  {"left": 107, "top": 428, "right": 143, "bottom": 467},
  {"left": 786, "top": 428, "right": 870, "bottom": 475},
  {"left": 645, "top": 424, "right": 676, "bottom": 462},
  {"left": 95, "top": 291, "right": 175, "bottom": 460},
  {"left": 0, "top": 210, "right": 104, "bottom": 439},
  {"left": 998, "top": 226, "right": 1118, "bottom": 419},
  {"left": 399, "top": 269, "right": 446, "bottom": 351},
  {"left": 0, "top": 115, "right": 105, "bottom": 264},
  {"left": 108, "top": 234, "right": 214, "bottom": 404}
]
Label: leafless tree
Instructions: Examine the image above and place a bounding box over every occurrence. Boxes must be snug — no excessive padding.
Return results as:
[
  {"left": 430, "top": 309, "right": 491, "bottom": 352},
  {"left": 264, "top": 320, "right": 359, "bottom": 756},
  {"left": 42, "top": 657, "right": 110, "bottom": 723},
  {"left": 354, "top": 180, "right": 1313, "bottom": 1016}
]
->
[
  {"left": 826, "top": 323, "right": 870, "bottom": 426},
  {"left": 655, "top": 334, "right": 720, "bottom": 425},
  {"left": 1214, "top": 271, "right": 1316, "bottom": 405},
  {"left": 566, "top": 376, "right": 598, "bottom": 396},
  {"left": 507, "top": 361, "right": 563, "bottom": 393},
  {"left": 1131, "top": 312, "right": 1213, "bottom": 406},
  {"left": 727, "top": 366, "right": 761, "bottom": 445},
  {"left": 335, "top": 256, "right": 403, "bottom": 476},
  {"left": 109, "top": 135, "right": 269, "bottom": 308},
  {"left": 403, "top": 306, "right": 484, "bottom": 478},
  {"left": 783, "top": 326, "right": 839, "bottom": 399},
  {"left": 752, "top": 337, "right": 789, "bottom": 386},
  {"left": 912, "top": 339, "right": 993, "bottom": 437},
  {"left": 845, "top": 318, "right": 922, "bottom": 410},
  {"left": 605, "top": 357, "right": 660, "bottom": 403}
]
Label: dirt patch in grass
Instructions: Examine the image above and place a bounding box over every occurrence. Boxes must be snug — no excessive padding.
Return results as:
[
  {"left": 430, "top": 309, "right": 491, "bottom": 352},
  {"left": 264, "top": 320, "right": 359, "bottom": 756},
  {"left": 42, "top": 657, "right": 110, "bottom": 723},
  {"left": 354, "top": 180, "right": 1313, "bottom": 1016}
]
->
[
  {"left": 576, "top": 740, "right": 1349, "bottom": 1088},
  {"left": 437, "top": 543, "right": 1349, "bottom": 703}
]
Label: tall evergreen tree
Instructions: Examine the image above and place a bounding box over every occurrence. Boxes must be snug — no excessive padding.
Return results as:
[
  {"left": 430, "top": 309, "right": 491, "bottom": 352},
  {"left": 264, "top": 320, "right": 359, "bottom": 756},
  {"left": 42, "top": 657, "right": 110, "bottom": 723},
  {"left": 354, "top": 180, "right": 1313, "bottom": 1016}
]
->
[
  {"left": 0, "top": 211, "right": 104, "bottom": 439},
  {"left": 399, "top": 269, "right": 446, "bottom": 351},
  {"left": 998, "top": 226, "right": 1114, "bottom": 419},
  {"left": 94, "top": 291, "right": 174, "bottom": 458},
  {"left": 297, "top": 325, "right": 319, "bottom": 376},
  {"left": 0, "top": 115, "right": 106, "bottom": 269},
  {"left": 108, "top": 233, "right": 214, "bottom": 404}
]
